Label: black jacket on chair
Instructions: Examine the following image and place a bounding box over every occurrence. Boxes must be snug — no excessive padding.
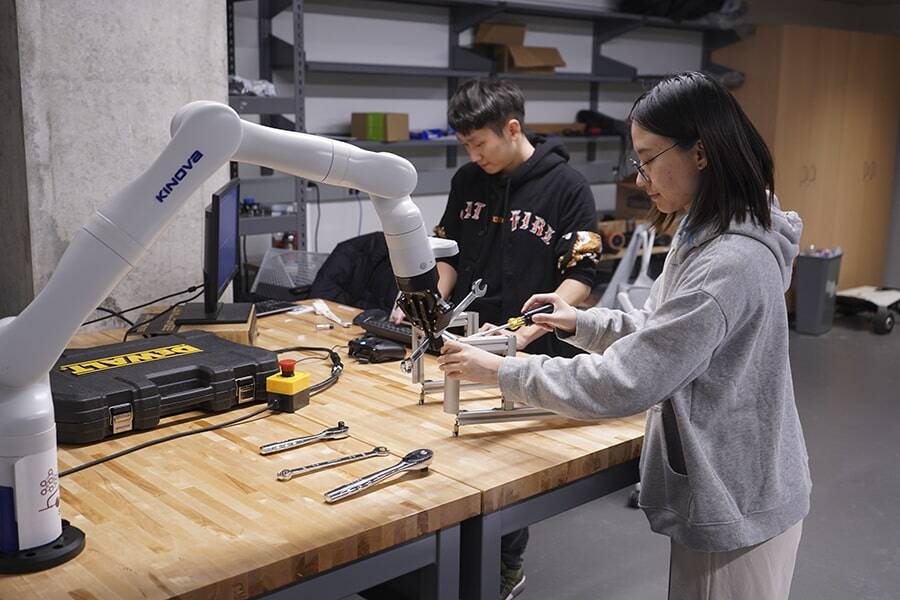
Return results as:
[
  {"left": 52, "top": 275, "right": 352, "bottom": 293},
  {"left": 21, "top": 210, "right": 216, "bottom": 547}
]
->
[{"left": 309, "top": 232, "right": 398, "bottom": 311}]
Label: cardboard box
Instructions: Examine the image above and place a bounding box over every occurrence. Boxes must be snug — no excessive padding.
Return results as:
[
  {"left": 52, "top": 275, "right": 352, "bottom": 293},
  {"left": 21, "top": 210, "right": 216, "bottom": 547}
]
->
[
  {"left": 474, "top": 22, "right": 565, "bottom": 73},
  {"left": 615, "top": 174, "right": 654, "bottom": 219},
  {"left": 495, "top": 45, "right": 566, "bottom": 72},
  {"left": 351, "top": 112, "right": 409, "bottom": 142},
  {"left": 141, "top": 305, "right": 259, "bottom": 346},
  {"left": 475, "top": 22, "right": 526, "bottom": 46},
  {"left": 527, "top": 122, "right": 584, "bottom": 136}
]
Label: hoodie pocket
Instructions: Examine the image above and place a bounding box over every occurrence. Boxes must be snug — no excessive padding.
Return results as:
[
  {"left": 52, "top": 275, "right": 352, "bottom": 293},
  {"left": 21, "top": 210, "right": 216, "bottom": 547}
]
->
[
  {"left": 638, "top": 408, "right": 693, "bottom": 519},
  {"left": 688, "top": 475, "right": 743, "bottom": 525}
]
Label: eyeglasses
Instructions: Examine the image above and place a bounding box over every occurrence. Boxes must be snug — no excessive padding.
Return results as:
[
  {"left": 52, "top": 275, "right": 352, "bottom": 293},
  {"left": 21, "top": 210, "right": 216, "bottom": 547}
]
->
[{"left": 630, "top": 141, "right": 681, "bottom": 184}]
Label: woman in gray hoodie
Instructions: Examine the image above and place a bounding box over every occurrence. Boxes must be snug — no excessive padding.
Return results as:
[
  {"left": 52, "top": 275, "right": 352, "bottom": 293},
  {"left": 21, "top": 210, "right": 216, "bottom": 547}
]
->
[{"left": 438, "top": 71, "right": 811, "bottom": 600}]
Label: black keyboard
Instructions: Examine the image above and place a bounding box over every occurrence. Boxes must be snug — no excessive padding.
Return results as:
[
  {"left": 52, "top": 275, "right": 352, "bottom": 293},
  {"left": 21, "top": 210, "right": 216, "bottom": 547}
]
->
[
  {"left": 254, "top": 299, "right": 298, "bottom": 317},
  {"left": 352, "top": 309, "right": 440, "bottom": 355}
]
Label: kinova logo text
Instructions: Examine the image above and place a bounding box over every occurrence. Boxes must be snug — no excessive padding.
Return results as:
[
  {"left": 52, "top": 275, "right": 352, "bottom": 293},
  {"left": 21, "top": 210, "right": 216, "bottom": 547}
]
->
[{"left": 155, "top": 150, "right": 204, "bottom": 202}]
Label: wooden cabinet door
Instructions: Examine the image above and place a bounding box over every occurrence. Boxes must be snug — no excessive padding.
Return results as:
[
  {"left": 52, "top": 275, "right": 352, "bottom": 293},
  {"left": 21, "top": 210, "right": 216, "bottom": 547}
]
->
[
  {"left": 771, "top": 26, "right": 820, "bottom": 249},
  {"left": 859, "top": 33, "right": 900, "bottom": 287},
  {"left": 832, "top": 31, "right": 899, "bottom": 288},
  {"left": 802, "top": 28, "right": 851, "bottom": 252}
]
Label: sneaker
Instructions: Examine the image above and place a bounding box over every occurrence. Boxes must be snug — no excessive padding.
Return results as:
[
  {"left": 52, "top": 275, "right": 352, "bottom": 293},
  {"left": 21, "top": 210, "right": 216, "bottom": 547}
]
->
[{"left": 500, "top": 563, "right": 526, "bottom": 600}]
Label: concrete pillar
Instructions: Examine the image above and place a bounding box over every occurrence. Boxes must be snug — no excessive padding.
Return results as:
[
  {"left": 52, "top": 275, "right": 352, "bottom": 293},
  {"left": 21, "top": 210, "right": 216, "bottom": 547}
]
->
[{"left": 0, "top": 0, "right": 228, "bottom": 321}]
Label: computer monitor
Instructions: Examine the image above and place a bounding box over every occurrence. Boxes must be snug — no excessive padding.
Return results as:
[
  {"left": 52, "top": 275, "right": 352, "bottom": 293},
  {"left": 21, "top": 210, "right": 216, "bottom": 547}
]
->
[{"left": 175, "top": 178, "right": 252, "bottom": 325}]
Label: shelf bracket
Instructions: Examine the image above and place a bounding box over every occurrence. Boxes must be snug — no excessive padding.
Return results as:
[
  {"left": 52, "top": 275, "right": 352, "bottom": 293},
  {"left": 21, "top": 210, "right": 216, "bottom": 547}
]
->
[
  {"left": 262, "top": 0, "right": 292, "bottom": 20},
  {"left": 701, "top": 27, "right": 751, "bottom": 88},
  {"left": 592, "top": 19, "right": 640, "bottom": 80},
  {"left": 450, "top": 4, "right": 505, "bottom": 34}
]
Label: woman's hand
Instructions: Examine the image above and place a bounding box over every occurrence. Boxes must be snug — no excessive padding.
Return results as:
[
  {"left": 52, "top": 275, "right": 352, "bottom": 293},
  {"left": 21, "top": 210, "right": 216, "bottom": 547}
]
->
[
  {"left": 437, "top": 340, "right": 503, "bottom": 384},
  {"left": 521, "top": 293, "right": 577, "bottom": 334}
]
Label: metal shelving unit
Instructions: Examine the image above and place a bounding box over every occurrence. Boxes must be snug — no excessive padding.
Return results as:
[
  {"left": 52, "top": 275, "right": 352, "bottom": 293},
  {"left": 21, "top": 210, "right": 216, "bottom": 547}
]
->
[{"left": 227, "top": 0, "right": 743, "bottom": 249}]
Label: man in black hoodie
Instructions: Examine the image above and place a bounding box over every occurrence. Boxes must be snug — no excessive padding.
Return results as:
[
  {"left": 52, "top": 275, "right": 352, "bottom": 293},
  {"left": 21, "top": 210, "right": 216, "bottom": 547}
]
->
[
  {"left": 437, "top": 78, "right": 600, "bottom": 599},
  {"left": 438, "top": 78, "right": 600, "bottom": 358}
]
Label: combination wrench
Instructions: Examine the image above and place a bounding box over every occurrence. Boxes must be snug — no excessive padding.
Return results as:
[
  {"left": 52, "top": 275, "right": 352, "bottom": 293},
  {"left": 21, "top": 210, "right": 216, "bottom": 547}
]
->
[
  {"left": 277, "top": 446, "right": 390, "bottom": 480},
  {"left": 259, "top": 422, "right": 349, "bottom": 455},
  {"left": 323, "top": 448, "right": 433, "bottom": 503}
]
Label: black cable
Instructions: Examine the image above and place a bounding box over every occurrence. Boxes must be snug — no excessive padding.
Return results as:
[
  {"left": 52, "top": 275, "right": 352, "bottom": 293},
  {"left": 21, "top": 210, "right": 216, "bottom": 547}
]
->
[
  {"left": 241, "top": 235, "right": 249, "bottom": 296},
  {"left": 354, "top": 188, "right": 363, "bottom": 237},
  {"left": 59, "top": 346, "right": 342, "bottom": 478},
  {"left": 311, "top": 182, "right": 321, "bottom": 253},
  {"left": 58, "top": 404, "right": 273, "bottom": 478},
  {"left": 91, "top": 307, "right": 135, "bottom": 328},
  {"left": 82, "top": 284, "right": 203, "bottom": 326},
  {"left": 122, "top": 287, "right": 205, "bottom": 342},
  {"left": 270, "top": 345, "right": 343, "bottom": 395}
]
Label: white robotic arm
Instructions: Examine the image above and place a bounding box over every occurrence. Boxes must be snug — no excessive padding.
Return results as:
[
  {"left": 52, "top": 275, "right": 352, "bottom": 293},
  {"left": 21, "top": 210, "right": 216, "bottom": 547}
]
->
[{"left": 0, "top": 101, "right": 457, "bottom": 568}]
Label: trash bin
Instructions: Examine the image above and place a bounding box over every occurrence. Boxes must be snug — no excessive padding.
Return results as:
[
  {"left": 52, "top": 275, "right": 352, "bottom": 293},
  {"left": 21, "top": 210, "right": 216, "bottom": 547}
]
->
[{"left": 794, "top": 250, "right": 842, "bottom": 335}]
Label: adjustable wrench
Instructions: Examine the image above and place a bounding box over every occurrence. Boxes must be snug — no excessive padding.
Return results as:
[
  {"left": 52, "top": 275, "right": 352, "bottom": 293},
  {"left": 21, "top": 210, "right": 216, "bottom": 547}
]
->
[
  {"left": 324, "top": 448, "right": 433, "bottom": 503},
  {"left": 400, "top": 279, "right": 487, "bottom": 373},
  {"left": 259, "top": 421, "right": 349, "bottom": 455},
  {"left": 277, "top": 446, "right": 390, "bottom": 481}
]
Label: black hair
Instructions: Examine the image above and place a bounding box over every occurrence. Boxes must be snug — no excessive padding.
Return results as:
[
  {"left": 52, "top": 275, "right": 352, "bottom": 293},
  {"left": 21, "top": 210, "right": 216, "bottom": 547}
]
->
[
  {"left": 448, "top": 78, "right": 525, "bottom": 136},
  {"left": 628, "top": 71, "right": 773, "bottom": 235}
]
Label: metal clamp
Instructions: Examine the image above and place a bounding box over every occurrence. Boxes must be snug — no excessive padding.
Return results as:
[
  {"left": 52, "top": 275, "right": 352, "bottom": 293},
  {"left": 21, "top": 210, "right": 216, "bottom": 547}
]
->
[{"left": 108, "top": 403, "right": 133, "bottom": 434}]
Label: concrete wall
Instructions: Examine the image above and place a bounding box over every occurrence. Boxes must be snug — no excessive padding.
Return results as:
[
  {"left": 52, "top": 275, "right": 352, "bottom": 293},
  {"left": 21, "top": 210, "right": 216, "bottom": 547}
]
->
[
  {"left": 0, "top": 0, "right": 33, "bottom": 317},
  {"left": 1, "top": 0, "right": 228, "bottom": 321}
]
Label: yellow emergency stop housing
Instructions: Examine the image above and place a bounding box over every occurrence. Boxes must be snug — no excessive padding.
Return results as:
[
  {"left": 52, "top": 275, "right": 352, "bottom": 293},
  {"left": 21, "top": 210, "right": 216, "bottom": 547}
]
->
[
  {"left": 266, "top": 370, "right": 310, "bottom": 395},
  {"left": 266, "top": 370, "right": 311, "bottom": 412}
]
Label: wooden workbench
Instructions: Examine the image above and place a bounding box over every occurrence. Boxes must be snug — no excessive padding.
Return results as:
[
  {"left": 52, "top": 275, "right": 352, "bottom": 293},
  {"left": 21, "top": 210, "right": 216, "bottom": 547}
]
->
[
  {"left": 2, "top": 322, "right": 480, "bottom": 600},
  {"left": 2, "top": 301, "right": 644, "bottom": 600},
  {"left": 254, "top": 303, "right": 644, "bottom": 513},
  {"left": 256, "top": 302, "right": 644, "bottom": 599}
]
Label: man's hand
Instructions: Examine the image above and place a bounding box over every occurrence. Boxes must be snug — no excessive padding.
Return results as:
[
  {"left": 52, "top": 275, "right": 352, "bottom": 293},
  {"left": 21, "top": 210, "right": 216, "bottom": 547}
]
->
[
  {"left": 389, "top": 305, "right": 406, "bottom": 324},
  {"left": 437, "top": 340, "right": 503, "bottom": 384},
  {"left": 477, "top": 322, "right": 532, "bottom": 351},
  {"left": 521, "top": 293, "right": 577, "bottom": 334}
]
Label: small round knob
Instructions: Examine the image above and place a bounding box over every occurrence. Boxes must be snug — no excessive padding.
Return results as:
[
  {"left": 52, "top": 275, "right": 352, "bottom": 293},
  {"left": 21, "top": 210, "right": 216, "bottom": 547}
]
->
[{"left": 279, "top": 358, "right": 297, "bottom": 377}]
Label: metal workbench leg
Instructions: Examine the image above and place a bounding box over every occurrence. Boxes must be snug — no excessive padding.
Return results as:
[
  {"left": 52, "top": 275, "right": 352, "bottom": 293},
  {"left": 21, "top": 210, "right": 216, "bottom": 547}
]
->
[
  {"left": 460, "top": 511, "right": 502, "bottom": 600},
  {"left": 419, "top": 524, "right": 461, "bottom": 600}
]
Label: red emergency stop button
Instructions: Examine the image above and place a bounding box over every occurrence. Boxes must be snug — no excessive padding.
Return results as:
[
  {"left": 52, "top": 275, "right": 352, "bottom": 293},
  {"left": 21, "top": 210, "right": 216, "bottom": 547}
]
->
[{"left": 279, "top": 358, "right": 297, "bottom": 377}]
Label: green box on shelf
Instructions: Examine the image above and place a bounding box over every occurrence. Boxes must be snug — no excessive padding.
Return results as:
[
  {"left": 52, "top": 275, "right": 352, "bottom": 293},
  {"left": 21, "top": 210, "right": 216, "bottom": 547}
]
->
[{"left": 351, "top": 112, "right": 409, "bottom": 142}]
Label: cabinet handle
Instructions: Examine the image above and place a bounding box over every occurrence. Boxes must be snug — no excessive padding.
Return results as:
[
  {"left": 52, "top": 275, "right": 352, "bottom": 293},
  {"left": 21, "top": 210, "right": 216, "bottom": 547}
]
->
[
  {"left": 864, "top": 161, "right": 874, "bottom": 181},
  {"left": 810, "top": 164, "right": 816, "bottom": 183},
  {"left": 801, "top": 165, "right": 809, "bottom": 186}
]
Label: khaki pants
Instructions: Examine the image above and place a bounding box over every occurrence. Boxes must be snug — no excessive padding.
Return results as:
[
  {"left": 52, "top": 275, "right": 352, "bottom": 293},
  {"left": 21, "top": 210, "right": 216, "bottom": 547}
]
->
[{"left": 668, "top": 521, "right": 803, "bottom": 600}]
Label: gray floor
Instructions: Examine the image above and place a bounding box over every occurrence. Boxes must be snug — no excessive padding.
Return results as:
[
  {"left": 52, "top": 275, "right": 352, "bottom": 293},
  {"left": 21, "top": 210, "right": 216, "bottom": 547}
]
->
[{"left": 522, "top": 315, "right": 900, "bottom": 600}]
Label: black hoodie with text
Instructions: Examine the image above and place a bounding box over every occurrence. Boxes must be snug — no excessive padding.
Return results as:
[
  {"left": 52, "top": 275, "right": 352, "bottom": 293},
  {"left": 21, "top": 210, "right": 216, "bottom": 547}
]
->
[{"left": 435, "top": 138, "right": 599, "bottom": 357}]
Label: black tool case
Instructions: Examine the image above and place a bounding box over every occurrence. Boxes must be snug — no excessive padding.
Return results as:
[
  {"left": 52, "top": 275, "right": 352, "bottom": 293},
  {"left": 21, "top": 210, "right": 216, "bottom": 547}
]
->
[{"left": 50, "top": 331, "right": 279, "bottom": 444}]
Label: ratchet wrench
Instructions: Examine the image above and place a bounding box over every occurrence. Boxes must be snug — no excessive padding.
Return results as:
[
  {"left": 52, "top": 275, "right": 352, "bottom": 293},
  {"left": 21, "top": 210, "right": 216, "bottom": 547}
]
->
[
  {"left": 324, "top": 448, "right": 433, "bottom": 503},
  {"left": 277, "top": 446, "right": 390, "bottom": 481},
  {"left": 259, "top": 421, "right": 349, "bottom": 455}
]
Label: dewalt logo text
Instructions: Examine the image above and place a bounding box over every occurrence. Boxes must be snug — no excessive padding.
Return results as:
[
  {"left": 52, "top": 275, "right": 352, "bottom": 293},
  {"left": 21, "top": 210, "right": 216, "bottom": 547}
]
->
[{"left": 58, "top": 344, "right": 203, "bottom": 376}]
